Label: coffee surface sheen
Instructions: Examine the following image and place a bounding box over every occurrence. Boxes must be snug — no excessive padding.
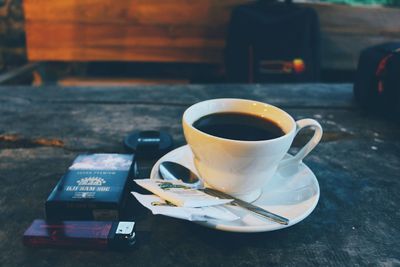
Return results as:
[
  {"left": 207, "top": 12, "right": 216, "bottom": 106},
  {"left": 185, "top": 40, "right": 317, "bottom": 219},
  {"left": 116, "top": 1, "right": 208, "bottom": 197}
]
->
[{"left": 193, "top": 112, "right": 285, "bottom": 141}]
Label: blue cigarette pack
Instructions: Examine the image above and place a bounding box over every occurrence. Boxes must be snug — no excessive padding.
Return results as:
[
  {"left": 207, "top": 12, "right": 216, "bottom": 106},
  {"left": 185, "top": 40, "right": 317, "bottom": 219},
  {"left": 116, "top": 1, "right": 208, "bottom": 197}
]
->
[{"left": 45, "top": 154, "right": 136, "bottom": 220}]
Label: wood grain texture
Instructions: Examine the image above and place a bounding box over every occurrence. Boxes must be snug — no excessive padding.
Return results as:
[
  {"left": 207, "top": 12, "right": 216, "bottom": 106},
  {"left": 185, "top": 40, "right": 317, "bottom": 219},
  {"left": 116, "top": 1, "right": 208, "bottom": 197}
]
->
[
  {"left": 314, "top": 3, "right": 400, "bottom": 69},
  {"left": 24, "top": 0, "right": 245, "bottom": 25},
  {"left": 23, "top": 1, "right": 400, "bottom": 68},
  {"left": 23, "top": 0, "right": 248, "bottom": 63},
  {"left": 0, "top": 83, "right": 354, "bottom": 107},
  {"left": 0, "top": 84, "right": 399, "bottom": 267},
  {"left": 58, "top": 77, "right": 190, "bottom": 86}
]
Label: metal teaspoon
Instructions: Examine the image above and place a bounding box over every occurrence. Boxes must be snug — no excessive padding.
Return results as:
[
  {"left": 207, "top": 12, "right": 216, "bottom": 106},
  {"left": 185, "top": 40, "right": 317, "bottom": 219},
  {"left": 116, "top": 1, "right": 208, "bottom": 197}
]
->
[{"left": 158, "top": 161, "right": 289, "bottom": 225}]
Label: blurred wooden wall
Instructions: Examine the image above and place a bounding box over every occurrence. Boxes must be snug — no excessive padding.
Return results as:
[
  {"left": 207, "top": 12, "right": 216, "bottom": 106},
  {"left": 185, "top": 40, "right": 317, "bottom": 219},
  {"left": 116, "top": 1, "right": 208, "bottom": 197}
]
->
[
  {"left": 24, "top": 0, "right": 400, "bottom": 70},
  {"left": 24, "top": 0, "right": 251, "bottom": 64}
]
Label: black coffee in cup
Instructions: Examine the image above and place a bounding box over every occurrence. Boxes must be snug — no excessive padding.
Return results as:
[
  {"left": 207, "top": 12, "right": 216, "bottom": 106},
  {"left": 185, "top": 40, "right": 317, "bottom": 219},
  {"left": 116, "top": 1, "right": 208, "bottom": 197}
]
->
[{"left": 193, "top": 112, "right": 285, "bottom": 141}]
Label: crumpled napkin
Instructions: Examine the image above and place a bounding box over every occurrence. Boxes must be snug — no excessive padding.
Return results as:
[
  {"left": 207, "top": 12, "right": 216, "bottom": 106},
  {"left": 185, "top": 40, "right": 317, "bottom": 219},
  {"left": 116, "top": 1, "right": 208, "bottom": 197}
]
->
[
  {"left": 132, "top": 192, "right": 239, "bottom": 222},
  {"left": 134, "top": 179, "right": 232, "bottom": 208}
]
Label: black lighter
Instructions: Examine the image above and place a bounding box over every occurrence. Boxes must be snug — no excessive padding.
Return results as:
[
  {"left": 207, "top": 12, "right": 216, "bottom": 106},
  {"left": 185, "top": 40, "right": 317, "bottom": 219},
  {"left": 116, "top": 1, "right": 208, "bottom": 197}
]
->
[{"left": 23, "top": 219, "right": 135, "bottom": 250}]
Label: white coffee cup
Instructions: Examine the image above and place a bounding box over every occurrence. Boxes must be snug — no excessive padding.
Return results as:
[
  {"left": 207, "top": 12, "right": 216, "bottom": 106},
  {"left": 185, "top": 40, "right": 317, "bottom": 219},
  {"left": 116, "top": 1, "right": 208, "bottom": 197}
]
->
[{"left": 183, "top": 98, "right": 323, "bottom": 202}]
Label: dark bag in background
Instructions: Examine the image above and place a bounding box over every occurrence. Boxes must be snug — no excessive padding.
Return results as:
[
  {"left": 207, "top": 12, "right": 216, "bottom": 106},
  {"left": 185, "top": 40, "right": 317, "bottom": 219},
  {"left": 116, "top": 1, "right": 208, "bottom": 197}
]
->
[
  {"left": 225, "top": 1, "right": 320, "bottom": 83},
  {"left": 354, "top": 43, "right": 400, "bottom": 117}
]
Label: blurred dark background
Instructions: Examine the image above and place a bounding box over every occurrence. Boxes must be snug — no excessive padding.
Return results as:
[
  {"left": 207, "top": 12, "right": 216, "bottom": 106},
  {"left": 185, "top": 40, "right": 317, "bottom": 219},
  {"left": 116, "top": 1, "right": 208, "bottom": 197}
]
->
[{"left": 0, "top": 0, "right": 399, "bottom": 85}]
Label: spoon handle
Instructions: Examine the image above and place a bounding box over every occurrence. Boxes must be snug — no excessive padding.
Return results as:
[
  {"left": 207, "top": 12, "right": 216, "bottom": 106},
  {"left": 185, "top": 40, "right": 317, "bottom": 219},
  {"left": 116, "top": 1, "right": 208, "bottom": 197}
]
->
[{"left": 202, "top": 188, "right": 289, "bottom": 225}]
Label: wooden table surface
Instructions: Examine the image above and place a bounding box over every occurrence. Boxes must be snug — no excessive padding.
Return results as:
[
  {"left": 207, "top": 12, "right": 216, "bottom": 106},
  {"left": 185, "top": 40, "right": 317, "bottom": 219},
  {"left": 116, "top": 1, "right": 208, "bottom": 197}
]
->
[{"left": 0, "top": 84, "right": 399, "bottom": 267}]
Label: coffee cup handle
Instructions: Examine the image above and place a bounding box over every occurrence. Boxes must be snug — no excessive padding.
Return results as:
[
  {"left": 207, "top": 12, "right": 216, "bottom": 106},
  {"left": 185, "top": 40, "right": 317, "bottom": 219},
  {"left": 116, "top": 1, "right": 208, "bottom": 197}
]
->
[{"left": 279, "top": 119, "right": 323, "bottom": 168}]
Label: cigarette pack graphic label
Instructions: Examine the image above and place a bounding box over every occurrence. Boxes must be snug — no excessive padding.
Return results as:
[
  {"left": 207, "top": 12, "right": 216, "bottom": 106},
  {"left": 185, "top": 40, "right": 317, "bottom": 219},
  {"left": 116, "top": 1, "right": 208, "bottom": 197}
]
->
[{"left": 46, "top": 154, "right": 135, "bottom": 220}]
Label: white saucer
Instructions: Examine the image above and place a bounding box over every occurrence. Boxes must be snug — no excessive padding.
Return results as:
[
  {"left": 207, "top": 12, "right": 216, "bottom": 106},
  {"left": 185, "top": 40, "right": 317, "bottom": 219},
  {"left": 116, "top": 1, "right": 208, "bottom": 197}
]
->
[{"left": 150, "top": 145, "right": 320, "bottom": 233}]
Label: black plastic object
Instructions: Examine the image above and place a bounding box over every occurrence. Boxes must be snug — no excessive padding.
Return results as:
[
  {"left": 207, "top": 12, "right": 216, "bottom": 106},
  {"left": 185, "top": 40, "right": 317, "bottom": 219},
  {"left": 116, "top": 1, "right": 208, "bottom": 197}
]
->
[
  {"left": 124, "top": 130, "right": 173, "bottom": 159},
  {"left": 354, "top": 42, "right": 400, "bottom": 118},
  {"left": 225, "top": 1, "right": 320, "bottom": 83}
]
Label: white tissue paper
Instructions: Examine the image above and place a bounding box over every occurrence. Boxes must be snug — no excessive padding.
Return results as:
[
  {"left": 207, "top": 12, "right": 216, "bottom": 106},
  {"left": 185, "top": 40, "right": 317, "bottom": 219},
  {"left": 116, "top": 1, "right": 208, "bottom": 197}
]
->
[
  {"left": 132, "top": 192, "right": 239, "bottom": 222},
  {"left": 134, "top": 179, "right": 233, "bottom": 208}
]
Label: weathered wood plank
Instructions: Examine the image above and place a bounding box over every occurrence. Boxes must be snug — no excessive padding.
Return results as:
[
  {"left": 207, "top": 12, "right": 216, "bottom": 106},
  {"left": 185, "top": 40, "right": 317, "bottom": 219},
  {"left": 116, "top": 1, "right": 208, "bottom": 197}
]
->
[
  {"left": 26, "top": 1, "right": 400, "bottom": 35},
  {"left": 24, "top": 0, "right": 400, "bottom": 69},
  {"left": 0, "top": 84, "right": 354, "bottom": 108},
  {"left": 23, "top": 0, "right": 248, "bottom": 25},
  {"left": 315, "top": 3, "right": 400, "bottom": 36},
  {"left": 314, "top": 3, "right": 400, "bottom": 69},
  {"left": 26, "top": 23, "right": 225, "bottom": 47},
  {"left": 24, "top": 0, "right": 238, "bottom": 63},
  {"left": 25, "top": 22, "right": 225, "bottom": 62},
  {"left": 58, "top": 77, "right": 190, "bottom": 86},
  {"left": 26, "top": 45, "right": 223, "bottom": 63},
  {"left": 0, "top": 63, "right": 40, "bottom": 84},
  {"left": 0, "top": 85, "right": 399, "bottom": 267},
  {"left": 0, "top": 102, "right": 398, "bottom": 152},
  {"left": 321, "top": 34, "right": 399, "bottom": 70}
]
